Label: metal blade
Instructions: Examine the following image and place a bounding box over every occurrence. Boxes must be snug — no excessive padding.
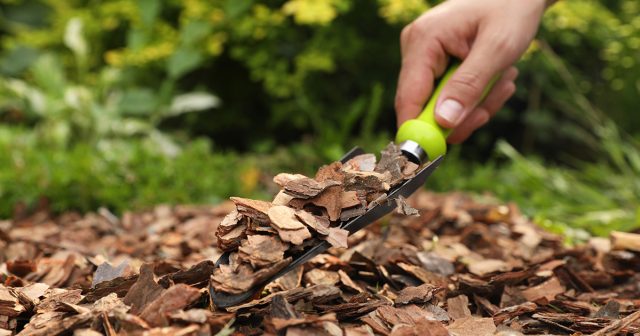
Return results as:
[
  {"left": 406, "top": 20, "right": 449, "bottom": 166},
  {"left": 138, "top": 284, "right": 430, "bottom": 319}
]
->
[{"left": 210, "top": 147, "right": 443, "bottom": 308}]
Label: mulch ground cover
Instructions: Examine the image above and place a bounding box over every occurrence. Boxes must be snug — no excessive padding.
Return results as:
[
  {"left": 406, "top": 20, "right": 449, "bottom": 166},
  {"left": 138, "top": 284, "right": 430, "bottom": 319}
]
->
[{"left": 1, "top": 148, "right": 639, "bottom": 335}]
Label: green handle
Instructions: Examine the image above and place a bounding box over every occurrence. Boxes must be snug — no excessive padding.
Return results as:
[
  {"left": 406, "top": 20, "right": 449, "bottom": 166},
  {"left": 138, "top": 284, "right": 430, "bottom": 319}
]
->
[{"left": 395, "top": 62, "right": 498, "bottom": 160}]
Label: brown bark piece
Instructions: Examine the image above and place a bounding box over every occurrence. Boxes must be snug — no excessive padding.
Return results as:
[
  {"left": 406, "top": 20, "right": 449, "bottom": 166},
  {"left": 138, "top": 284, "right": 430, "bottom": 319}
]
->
[
  {"left": 447, "top": 295, "right": 472, "bottom": 320},
  {"left": 338, "top": 270, "right": 364, "bottom": 293},
  {"left": 374, "top": 142, "right": 408, "bottom": 186},
  {"left": 315, "top": 162, "right": 345, "bottom": 182},
  {"left": 275, "top": 228, "right": 312, "bottom": 246},
  {"left": 344, "top": 154, "right": 377, "bottom": 172},
  {"left": 395, "top": 196, "right": 419, "bottom": 217},
  {"left": 139, "top": 284, "right": 201, "bottom": 327},
  {"left": 0, "top": 285, "right": 25, "bottom": 317},
  {"left": 610, "top": 231, "right": 640, "bottom": 252},
  {"left": 211, "top": 258, "right": 292, "bottom": 295},
  {"left": 493, "top": 302, "right": 537, "bottom": 325},
  {"left": 238, "top": 235, "right": 289, "bottom": 268},
  {"left": 343, "top": 171, "right": 390, "bottom": 194},
  {"left": 447, "top": 316, "right": 497, "bottom": 336},
  {"left": 157, "top": 260, "right": 215, "bottom": 288},
  {"left": 273, "top": 266, "right": 304, "bottom": 291},
  {"left": 268, "top": 206, "right": 307, "bottom": 231},
  {"left": 521, "top": 277, "right": 565, "bottom": 303},
  {"left": 324, "top": 227, "right": 349, "bottom": 249},
  {"left": 231, "top": 197, "right": 272, "bottom": 222},
  {"left": 306, "top": 185, "right": 344, "bottom": 221},
  {"left": 295, "top": 210, "right": 330, "bottom": 235},
  {"left": 6, "top": 260, "right": 36, "bottom": 277},
  {"left": 268, "top": 206, "right": 312, "bottom": 245},
  {"left": 84, "top": 274, "right": 138, "bottom": 303},
  {"left": 468, "top": 259, "right": 511, "bottom": 276},
  {"left": 216, "top": 209, "right": 242, "bottom": 234},
  {"left": 168, "top": 308, "right": 212, "bottom": 324},
  {"left": 284, "top": 177, "right": 340, "bottom": 199},
  {"left": 35, "top": 288, "right": 83, "bottom": 313},
  {"left": 395, "top": 284, "right": 440, "bottom": 305},
  {"left": 402, "top": 161, "right": 419, "bottom": 177},
  {"left": 304, "top": 269, "right": 340, "bottom": 286},
  {"left": 390, "top": 319, "right": 449, "bottom": 336},
  {"left": 210, "top": 264, "right": 256, "bottom": 295},
  {"left": 91, "top": 260, "right": 129, "bottom": 287},
  {"left": 123, "top": 263, "right": 165, "bottom": 314},
  {"left": 19, "top": 311, "right": 92, "bottom": 336},
  {"left": 273, "top": 190, "right": 295, "bottom": 206},
  {"left": 340, "top": 205, "right": 367, "bottom": 221},
  {"left": 273, "top": 173, "right": 308, "bottom": 187},
  {"left": 217, "top": 223, "right": 247, "bottom": 251},
  {"left": 341, "top": 191, "right": 361, "bottom": 209},
  {"left": 17, "top": 283, "right": 49, "bottom": 306}
]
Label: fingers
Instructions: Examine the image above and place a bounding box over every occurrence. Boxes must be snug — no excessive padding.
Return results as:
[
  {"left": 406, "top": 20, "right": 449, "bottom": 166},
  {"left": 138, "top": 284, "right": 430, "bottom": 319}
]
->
[
  {"left": 447, "top": 67, "right": 518, "bottom": 143},
  {"left": 395, "top": 24, "right": 449, "bottom": 127},
  {"left": 434, "top": 31, "right": 518, "bottom": 129}
]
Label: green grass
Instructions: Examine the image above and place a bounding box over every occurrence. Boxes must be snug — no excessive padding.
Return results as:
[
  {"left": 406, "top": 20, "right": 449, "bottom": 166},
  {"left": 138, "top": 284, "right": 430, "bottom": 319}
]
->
[{"left": 1, "top": 124, "right": 638, "bottom": 244}]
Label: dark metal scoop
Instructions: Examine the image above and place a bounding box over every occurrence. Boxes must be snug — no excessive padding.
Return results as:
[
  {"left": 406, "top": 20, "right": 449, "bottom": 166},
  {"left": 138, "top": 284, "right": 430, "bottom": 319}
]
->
[{"left": 210, "top": 146, "right": 443, "bottom": 308}]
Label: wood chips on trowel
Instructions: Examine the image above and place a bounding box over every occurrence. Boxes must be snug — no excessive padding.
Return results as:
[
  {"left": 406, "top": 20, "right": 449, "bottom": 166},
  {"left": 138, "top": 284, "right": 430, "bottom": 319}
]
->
[{"left": 212, "top": 143, "right": 420, "bottom": 295}]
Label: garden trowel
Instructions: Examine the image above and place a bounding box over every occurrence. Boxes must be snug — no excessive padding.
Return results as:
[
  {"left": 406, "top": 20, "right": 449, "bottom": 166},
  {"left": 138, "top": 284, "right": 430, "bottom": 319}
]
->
[{"left": 210, "top": 62, "right": 495, "bottom": 308}]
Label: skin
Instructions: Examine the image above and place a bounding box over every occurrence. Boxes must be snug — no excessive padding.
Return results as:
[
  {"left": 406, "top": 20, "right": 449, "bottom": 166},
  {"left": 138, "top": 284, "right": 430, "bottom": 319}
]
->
[{"left": 395, "top": 0, "right": 550, "bottom": 143}]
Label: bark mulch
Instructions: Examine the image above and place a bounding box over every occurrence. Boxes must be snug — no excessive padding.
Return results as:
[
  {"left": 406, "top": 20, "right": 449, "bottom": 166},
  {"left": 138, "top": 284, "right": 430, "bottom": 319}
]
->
[{"left": 1, "top": 145, "right": 639, "bottom": 335}]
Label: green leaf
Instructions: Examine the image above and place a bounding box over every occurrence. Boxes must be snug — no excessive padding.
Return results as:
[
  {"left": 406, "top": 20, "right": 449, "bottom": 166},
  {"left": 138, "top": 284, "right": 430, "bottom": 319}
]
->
[
  {"left": 138, "top": 0, "right": 161, "bottom": 27},
  {"left": 118, "top": 88, "right": 157, "bottom": 115},
  {"left": 30, "top": 54, "right": 66, "bottom": 98},
  {"left": 168, "top": 92, "right": 220, "bottom": 116},
  {"left": 64, "top": 17, "right": 88, "bottom": 61},
  {"left": 181, "top": 21, "right": 212, "bottom": 46},
  {"left": 0, "top": 46, "right": 39, "bottom": 76},
  {"left": 225, "top": 0, "right": 253, "bottom": 19},
  {"left": 126, "top": 29, "right": 150, "bottom": 50},
  {"left": 166, "top": 48, "right": 203, "bottom": 79}
]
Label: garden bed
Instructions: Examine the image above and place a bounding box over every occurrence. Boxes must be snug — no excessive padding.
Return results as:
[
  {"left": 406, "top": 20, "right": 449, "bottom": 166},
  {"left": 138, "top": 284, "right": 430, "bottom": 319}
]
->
[{"left": 1, "top": 190, "right": 639, "bottom": 335}]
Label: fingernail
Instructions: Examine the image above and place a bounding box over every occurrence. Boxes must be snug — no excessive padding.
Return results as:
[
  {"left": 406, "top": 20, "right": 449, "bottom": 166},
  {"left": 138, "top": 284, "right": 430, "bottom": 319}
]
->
[{"left": 437, "top": 99, "right": 464, "bottom": 125}]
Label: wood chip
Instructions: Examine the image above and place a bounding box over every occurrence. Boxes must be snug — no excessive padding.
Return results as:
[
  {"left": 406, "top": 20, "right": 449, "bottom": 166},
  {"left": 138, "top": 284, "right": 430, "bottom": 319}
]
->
[
  {"left": 268, "top": 206, "right": 312, "bottom": 245},
  {"left": 395, "top": 284, "right": 440, "bottom": 305},
  {"left": 273, "top": 173, "right": 307, "bottom": 187},
  {"left": 231, "top": 197, "right": 272, "bottom": 222},
  {"left": 447, "top": 295, "right": 472, "bottom": 320},
  {"left": 295, "top": 210, "right": 330, "bottom": 235},
  {"left": 304, "top": 269, "right": 340, "bottom": 286},
  {"left": 284, "top": 178, "right": 341, "bottom": 199},
  {"left": 92, "top": 260, "right": 129, "bottom": 287},
  {"left": 344, "top": 154, "right": 377, "bottom": 172},
  {"left": 139, "top": 284, "right": 201, "bottom": 327},
  {"left": 447, "top": 316, "right": 497, "bottom": 336},
  {"left": 123, "top": 263, "right": 165, "bottom": 314},
  {"left": 238, "top": 235, "right": 289, "bottom": 268},
  {"left": 610, "top": 231, "right": 640, "bottom": 252},
  {"left": 521, "top": 277, "right": 565, "bottom": 303},
  {"left": 395, "top": 196, "right": 419, "bottom": 216},
  {"left": 324, "top": 227, "right": 349, "bottom": 248}
]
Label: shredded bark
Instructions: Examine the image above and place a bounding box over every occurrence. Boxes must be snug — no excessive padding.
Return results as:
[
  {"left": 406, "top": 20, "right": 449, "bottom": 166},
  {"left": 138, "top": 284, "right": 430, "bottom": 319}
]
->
[{"left": 1, "top": 146, "right": 640, "bottom": 334}]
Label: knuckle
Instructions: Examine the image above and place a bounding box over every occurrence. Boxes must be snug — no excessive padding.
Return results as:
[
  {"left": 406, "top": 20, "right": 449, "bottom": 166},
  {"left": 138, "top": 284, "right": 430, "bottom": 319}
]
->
[
  {"left": 493, "top": 35, "right": 519, "bottom": 55},
  {"left": 449, "top": 72, "right": 486, "bottom": 96},
  {"left": 400, "top": 25, "right": 412, "bottom": 43}
]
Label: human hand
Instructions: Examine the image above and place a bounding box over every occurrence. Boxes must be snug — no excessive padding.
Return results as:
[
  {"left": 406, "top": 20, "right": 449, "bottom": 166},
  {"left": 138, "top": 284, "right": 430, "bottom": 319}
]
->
[{"left": 395, "top": 0, "right": 548, "bottom": 143}]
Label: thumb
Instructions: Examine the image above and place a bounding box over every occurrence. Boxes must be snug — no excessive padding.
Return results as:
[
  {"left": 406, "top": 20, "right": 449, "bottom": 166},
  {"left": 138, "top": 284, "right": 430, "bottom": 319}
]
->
[{"left": 435, "top": 35, "right": 511, "bottom": 129}]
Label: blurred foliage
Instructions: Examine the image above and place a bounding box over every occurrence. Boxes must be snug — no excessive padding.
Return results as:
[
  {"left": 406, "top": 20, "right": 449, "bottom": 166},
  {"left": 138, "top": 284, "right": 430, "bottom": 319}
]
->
[
  {"left": 0, "top": 126, "right": 246, "bottom": 215},
  {"left": 0, "top": 0, "right": 638, "bottom": 236}
]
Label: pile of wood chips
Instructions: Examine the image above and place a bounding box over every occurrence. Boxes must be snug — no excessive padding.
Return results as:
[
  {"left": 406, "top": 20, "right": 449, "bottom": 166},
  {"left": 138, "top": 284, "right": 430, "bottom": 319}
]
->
[
  {"left": 1, "top": 172, "right": 640, "bottom": 335},
  {"left": 212, "top": 144, "right": 420, "bottom": 295}
]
